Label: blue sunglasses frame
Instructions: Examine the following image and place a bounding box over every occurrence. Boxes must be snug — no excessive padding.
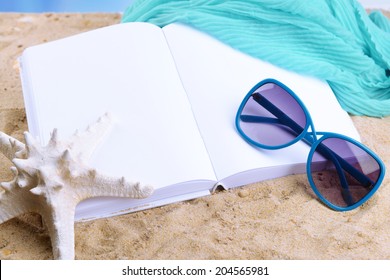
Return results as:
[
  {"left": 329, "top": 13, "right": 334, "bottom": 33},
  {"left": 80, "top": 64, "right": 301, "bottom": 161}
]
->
[{"left": 235, "top": 78, "right": 385, "bottom": 211}]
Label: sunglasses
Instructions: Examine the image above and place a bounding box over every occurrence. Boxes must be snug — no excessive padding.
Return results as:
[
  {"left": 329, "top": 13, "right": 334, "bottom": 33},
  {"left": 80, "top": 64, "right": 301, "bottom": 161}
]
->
[{"left": 235, "top": 79, "right": 385, "bottom": 211}]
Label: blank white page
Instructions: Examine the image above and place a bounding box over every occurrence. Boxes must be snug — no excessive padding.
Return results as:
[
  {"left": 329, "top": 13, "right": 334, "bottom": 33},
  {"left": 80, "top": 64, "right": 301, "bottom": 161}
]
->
[
  {"left": 163, "top": 23, "right": 360, "bottom": 182},
  {"left": 20, "top": 22, "right": 216, "bottom": 188}
]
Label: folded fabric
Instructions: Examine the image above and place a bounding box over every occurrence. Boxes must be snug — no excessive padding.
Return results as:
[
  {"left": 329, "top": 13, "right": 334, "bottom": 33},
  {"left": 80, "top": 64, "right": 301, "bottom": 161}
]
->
[{"left": 122, "top": 0, "right": 390, "bottom": 117}]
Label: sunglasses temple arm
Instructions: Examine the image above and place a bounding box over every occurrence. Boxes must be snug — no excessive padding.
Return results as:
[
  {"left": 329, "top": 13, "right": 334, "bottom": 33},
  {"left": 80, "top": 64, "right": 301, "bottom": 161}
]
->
[
  {"left": 302, "top": 135, "right": 374, "bottom": 188},
  {"left": 252, "top": 93, "right": 373, "bottom": 187},
  {"left": 252, "top": 93, "right": 304, "bottom": 135},
  {"left": 313, "top": 143, "right": 355, "bottom": 204},
  {"left": 239, "top": 115, "right": 280, "bottom": 124}
]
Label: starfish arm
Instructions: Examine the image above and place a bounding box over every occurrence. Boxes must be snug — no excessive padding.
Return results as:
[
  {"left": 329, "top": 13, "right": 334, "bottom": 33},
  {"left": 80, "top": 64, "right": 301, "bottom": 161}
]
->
[
  {"left": 0, "top": 182, "right": 36, "bottom": 224},
  {"left": 40, "top": 201, "right": 77, "bottom": 260},
  {"left": 0, "top": 131, "right": 26, "bottom": 160},
  {"left": 71, "top": 168, "right": 154, "bottom": 202},
  {"left": 66, "top": 113, "right": 112, "bottom": 162}
]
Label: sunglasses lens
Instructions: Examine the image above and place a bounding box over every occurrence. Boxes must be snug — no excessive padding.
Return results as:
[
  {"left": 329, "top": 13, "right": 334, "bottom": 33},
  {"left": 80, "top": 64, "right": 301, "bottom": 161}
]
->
[
  {"left": 238, "top": 82, "right": 307, "bottom": 147},
  {"left": 309, "top": 137, "right": 382, "bottom": 208}
]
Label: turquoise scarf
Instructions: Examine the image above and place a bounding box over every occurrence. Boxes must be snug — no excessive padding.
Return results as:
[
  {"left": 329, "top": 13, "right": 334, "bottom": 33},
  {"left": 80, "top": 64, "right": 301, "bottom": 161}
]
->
[{"left": 122, "top": 0, "right": 390, "bottom": 117}]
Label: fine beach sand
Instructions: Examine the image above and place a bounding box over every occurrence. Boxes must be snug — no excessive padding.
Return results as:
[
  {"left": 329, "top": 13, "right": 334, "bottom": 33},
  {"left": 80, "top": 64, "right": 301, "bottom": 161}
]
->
[{"left": 0, "top": 12, "right": 389, "bottom": 260}]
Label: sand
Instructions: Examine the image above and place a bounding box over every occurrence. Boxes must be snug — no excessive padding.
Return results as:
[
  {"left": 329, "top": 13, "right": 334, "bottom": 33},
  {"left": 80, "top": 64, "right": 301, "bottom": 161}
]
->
[{"left": 0, "top": 12, "right": 389, "bottom": 260}]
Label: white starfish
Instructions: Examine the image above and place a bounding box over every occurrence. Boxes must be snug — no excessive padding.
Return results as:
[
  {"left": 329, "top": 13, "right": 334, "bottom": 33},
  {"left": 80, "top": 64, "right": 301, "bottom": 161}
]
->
[{"left": 0, "top": 114, "right": 153, "bottom": 260}]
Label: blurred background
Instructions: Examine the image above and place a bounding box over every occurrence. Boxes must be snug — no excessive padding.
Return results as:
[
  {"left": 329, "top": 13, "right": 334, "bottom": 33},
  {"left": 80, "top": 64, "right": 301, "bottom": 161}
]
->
[
  {"left": 0, "top": 0, "right": 134, "bottom": 12},
  {"left": 0, "top": 0, "right": 388, "bottom": 12}
]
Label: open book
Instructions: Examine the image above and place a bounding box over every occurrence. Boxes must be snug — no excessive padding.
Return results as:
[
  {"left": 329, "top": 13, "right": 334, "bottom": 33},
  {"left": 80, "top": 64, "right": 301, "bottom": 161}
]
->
[{"left": 19, "top": 22, "right": 360, "bottom": 221}]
